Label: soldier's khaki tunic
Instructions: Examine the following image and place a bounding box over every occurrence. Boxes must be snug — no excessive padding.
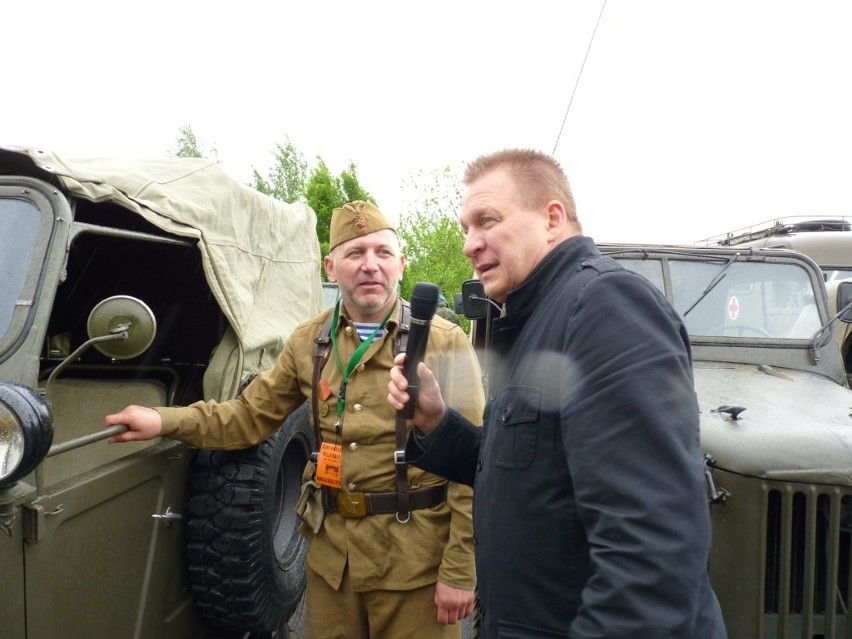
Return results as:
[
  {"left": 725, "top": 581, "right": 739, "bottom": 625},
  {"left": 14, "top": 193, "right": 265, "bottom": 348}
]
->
[{"left": 158, "top": 298, "right": 484, "bottom": 593}]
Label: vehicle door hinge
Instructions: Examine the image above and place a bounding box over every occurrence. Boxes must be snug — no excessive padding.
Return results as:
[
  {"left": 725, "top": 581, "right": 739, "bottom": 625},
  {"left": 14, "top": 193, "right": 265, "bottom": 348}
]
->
[
  {"left": 703, "top": 454, "right": 729, "bottom": 505},
  {"left": 22, "top": 502, "right": 64, "bottom": 543}
]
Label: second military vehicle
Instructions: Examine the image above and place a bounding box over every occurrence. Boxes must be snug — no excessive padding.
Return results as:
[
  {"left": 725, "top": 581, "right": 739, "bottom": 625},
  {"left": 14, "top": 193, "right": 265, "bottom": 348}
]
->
[{"left": 462, "top": 241, "right": 852, "bottom": 639}]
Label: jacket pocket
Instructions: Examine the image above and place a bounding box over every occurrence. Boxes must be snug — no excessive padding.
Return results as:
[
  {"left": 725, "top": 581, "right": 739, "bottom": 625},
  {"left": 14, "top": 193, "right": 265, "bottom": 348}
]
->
[{"left": 494, "top": 385, "right": 541, "bottom": 470}]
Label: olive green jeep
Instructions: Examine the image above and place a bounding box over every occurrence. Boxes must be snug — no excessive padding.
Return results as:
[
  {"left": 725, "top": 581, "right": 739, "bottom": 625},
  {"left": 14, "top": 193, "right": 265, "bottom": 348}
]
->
[
  {"left": 0, "top": 146, "right": 323, "bottom": 638},
  {"left": 601, "top": 243, "right": 852, "bottom": 639},
  {"left": 462, "top": 241, "right": 852, "bottom": 638}
]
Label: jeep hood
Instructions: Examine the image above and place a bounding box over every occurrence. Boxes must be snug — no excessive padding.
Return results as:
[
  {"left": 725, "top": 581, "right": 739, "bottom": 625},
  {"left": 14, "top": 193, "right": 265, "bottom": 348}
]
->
[
  {"left": 0, "top": 145, "right": 322, "bottom": 377},
  {"left": 697, "top": 361, "right": 852, "bottom": 485}
]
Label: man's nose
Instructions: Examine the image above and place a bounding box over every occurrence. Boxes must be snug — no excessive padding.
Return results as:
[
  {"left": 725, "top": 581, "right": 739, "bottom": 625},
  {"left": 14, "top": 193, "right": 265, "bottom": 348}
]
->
[
  {"left": 463, "top": 231, "right": 482, "bottom": 258},
  {"left": 360, "top": 251, "right": 380, "bottom": 270}
]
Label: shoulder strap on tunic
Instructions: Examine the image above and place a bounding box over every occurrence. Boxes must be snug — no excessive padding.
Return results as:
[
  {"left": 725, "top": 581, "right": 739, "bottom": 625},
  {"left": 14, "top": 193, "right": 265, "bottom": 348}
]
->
[{"left": 310, "top": 299, "right": 414, "bottom": 520}]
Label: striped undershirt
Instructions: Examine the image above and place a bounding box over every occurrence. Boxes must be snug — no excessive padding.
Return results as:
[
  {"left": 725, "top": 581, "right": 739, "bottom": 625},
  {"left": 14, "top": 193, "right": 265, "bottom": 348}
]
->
[{"left": 352, "top": 322, "right": 384, "bottom": 343}]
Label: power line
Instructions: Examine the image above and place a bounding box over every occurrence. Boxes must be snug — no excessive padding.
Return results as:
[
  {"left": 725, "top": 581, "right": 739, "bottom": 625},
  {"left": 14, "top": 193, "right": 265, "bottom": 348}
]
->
[{"left": 552, "top": 0, "right": 609, "bottom": 155}]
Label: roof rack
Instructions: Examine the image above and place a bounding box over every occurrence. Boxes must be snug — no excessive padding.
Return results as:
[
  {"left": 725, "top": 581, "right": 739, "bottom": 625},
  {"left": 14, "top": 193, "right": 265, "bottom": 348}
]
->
[{"left": 696, "top": 215, "right": 852, "bottom": 246}]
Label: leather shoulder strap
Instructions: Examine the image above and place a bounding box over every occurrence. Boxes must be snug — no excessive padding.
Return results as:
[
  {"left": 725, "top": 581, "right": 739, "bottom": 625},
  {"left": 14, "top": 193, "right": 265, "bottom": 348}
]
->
[
  {"left": 310, "top": 300, "right": 411, "bottom": 455},
  {"left": 392, "top": 299, "right": 413, "bottom": 521},
  {"left": 393, "top": 298, "right": 411, "bottom": 355},
  {"left": 310, "top": 314, "right": 335, "bottom": 457},
  {"left": 309, "top": 299, "right": 419, "bottom": 522}
]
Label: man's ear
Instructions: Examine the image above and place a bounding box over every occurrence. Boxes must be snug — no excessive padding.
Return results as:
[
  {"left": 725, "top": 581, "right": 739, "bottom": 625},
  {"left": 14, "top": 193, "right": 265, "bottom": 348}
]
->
[
  {"left": 324, "top": 255, "right": 337, "bottom": 282},
  {"left": 545, "top": 200, "right": 568, "bottom": 235}
]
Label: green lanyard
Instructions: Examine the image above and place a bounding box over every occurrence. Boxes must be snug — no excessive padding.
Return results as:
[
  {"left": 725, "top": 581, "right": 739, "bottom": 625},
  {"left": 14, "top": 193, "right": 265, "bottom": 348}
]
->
[{"left": 329, "top": 299, "right": 395, "bottom": 424}]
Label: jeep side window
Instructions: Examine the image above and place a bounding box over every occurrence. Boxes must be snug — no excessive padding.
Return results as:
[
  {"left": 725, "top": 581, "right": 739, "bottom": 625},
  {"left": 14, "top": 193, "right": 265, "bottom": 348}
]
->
[
  {"left": 0, "top": 198, "right": 41, "bottom": 342},
  {"left": 618, "top": 258, "right": 665, "bottom": 293},
  {"left": 39, "top": 226, "right": 224, "bottom": 484},
  {"left": 824, "top": 269, "right": 852, "bottom": 283}
]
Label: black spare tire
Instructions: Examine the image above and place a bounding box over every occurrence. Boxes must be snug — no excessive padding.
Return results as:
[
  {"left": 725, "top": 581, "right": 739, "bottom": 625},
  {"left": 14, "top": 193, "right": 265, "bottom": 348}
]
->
[{"left": 186, "top": 402, "right": 314, "bottom": 635}]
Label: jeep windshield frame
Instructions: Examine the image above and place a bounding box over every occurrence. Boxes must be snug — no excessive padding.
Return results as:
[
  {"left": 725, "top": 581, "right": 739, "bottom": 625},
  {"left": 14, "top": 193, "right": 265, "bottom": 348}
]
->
[
  {"left": 0, "top": 177, "right": 67, "bottom": 363},
  {"left": 598, "top": 244, "right": 847, "bottom": 385}
]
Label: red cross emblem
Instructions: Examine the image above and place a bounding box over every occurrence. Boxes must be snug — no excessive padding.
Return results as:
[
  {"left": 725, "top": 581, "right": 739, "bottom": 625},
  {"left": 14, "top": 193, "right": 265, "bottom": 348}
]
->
[{"left": 727, "top": 296, "right": 740, "bottom": 320}]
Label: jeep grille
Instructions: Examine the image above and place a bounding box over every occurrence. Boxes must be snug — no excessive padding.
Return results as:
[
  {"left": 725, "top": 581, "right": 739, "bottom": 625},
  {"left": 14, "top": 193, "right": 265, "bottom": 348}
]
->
[
  {"left": 709, "top": 470, "right": 852, "bottom": 638},
  {"left": 764, "top": 483, "right": 852, "bottom": 637}
]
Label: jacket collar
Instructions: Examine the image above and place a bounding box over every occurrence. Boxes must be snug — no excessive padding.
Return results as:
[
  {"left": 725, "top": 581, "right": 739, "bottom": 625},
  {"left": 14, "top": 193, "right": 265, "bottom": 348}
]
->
[{"left": 502, "top": 235, "right": 600, "bottom": 318}]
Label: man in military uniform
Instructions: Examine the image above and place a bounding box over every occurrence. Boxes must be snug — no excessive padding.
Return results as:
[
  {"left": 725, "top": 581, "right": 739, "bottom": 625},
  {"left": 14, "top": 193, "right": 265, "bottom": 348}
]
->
[
  {"left": 435, "top": 293, "right": 461, "bottom": 326},
  {"left": 105, "top": 201, "right": 484, "bottom": 638}
]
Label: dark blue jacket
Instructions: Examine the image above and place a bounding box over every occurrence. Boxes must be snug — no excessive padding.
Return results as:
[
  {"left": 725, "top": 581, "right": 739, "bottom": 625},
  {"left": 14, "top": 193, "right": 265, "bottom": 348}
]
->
[{"left": 407, "top": 236, "right": 726, "bottom": 638}]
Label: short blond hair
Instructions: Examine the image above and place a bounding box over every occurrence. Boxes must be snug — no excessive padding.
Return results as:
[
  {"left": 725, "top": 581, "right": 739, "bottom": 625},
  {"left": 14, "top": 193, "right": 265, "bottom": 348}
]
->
[{"left": 463, "top": 148, "right": 581, "bottom": 230}]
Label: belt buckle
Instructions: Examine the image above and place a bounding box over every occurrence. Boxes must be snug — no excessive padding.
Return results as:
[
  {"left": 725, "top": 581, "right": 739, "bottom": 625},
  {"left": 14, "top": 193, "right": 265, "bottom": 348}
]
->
[{"left": 338, "top": 492, "right": 366, "bottom": 517}]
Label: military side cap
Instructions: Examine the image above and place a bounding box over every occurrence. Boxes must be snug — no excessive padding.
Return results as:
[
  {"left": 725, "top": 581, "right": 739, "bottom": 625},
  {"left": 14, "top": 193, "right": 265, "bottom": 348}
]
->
[{"left": 329, "top": 201, "right": 395, "bottom": 251}]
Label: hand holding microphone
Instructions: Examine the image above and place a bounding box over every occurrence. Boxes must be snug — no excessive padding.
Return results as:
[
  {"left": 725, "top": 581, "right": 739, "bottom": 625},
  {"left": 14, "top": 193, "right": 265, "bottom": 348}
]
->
[{"left": 399, "top": 282, "right": 440, "bottom": 419}]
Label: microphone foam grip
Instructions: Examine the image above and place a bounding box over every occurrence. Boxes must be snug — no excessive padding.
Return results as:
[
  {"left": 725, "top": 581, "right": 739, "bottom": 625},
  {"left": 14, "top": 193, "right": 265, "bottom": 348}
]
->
[{"left": 409, "top": 282, "right": 440, "bottom": 320}]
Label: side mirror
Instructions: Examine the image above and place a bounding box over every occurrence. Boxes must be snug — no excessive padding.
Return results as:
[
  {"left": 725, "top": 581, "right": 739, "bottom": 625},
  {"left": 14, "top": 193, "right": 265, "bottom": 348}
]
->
[
  {"left": 87, "top": 295, "right": 157, "bottom": 359},
  {"left": 43, "top": 296, "right": 158, "bottom": 399},
  {"left": 460, "top": 279, "right": 490, "bottom": 320},
  {"left": 837, "top": 282, "right": 852, "bottom": 323}
]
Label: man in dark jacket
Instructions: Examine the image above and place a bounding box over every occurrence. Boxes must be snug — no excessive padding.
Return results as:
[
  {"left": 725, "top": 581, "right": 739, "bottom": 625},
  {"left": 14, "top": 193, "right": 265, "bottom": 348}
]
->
[{"left": 387, "top": 148, "right": 727, "bottom": 638}]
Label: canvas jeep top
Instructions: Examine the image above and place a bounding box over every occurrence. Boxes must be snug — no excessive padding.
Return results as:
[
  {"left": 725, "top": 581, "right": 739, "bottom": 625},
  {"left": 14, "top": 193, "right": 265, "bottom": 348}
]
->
[{"left": 0, "top": 145, "right": 323, "bottom": 638}]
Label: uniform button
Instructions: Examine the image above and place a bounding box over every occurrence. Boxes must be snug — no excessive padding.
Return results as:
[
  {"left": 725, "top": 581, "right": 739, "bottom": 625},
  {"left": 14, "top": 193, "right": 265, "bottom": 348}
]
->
[
  {"left": 349, "top": 442, "right": 359, "bottom": 452},
  {"left": 352, "top": 403, "right": 363, "bottom": 413},
  {"left": 477, "top": 459, "right": 483, "bottom": 471},
  {"left": 344, "top": 326, "right": 354, "bottom": 336},
  {"left": 319, "top": 403, "right": 329, "bottom": 416},
  {"left": 356, "top": 364, "right": 365, "bottom": 372},
  {"left": 473, "top": 534, "right": 479, "bottom": 546},
  {"left": 347, "top": 482, "right": 357, "bottom": 491}
]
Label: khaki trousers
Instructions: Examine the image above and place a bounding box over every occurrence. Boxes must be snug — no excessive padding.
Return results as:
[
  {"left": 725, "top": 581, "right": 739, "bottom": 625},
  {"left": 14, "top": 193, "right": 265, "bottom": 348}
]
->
[{"left": 306, "top": 564, "right": 462, "bottom": 639}]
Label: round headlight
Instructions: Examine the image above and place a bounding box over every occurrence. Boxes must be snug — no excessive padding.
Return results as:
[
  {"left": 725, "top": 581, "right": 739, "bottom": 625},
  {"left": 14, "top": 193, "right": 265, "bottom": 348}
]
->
[
  {"left": 0, "top": 406, "right": 26, "bottom": 480},
  {"left": 0, "top": 381, "right": 53, "bottom": 485}
]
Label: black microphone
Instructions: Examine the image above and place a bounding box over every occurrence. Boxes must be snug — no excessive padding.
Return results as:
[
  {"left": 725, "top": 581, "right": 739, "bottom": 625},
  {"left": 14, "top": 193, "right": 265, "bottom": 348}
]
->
[{"left": 400, "top": 282, "right": 440, "bottom": 418}]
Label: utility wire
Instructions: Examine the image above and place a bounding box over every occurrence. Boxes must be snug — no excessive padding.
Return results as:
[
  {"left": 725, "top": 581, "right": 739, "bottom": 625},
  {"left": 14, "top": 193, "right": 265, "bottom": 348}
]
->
[{"left": 552, "top": 0, "right": 609, "bottom": 155}]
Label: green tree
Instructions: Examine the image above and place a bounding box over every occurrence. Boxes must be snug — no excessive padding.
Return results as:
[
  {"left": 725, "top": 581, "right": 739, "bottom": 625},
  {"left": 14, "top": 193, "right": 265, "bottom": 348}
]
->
[
  {"left": 305, "top": 159, "right": 346, "bottom": 258},
  {"left": 340, "top": 161, "right": 373, "bottom": 204},
  {"left": 250, "top": 141, "right": 375, "bottom": 270},
  {"left": 250, "top": 138, "right": 307, "bottom": 203},
  {"left": 306, "top": 160, "right": 376, "bottom": 279},
  {"left": 397, "top": 166, "right": 471, "bottom": 327},
  {"left": 170, "top": 124, "right": 216, "bottom": 159}
]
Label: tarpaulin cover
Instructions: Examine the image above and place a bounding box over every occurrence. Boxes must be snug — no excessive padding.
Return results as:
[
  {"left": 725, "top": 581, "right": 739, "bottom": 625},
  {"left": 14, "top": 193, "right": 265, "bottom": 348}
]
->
[{"left": 0, "top": 145, "right": 323, "bottom": 395}]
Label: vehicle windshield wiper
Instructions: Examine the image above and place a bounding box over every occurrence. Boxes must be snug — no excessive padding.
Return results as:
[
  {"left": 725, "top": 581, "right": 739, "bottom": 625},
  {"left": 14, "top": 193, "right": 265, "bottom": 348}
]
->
[
  {"left": 808, "top": 297, "right": 852, "bottom": 363},
  {"left": 683, "top": 252, "right": 740, "bottom": 317}
]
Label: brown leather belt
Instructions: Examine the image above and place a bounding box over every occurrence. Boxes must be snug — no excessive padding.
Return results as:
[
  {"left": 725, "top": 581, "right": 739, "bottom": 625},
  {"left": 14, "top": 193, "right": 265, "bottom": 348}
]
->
[{"left": 323, "top": 484, "right": 448, "bottom": 518}]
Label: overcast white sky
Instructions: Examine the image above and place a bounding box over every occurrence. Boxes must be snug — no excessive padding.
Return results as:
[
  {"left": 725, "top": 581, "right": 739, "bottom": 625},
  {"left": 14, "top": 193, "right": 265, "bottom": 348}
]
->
[{"left": 3, "top": 1, "right": 850, "bottom": 245}]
